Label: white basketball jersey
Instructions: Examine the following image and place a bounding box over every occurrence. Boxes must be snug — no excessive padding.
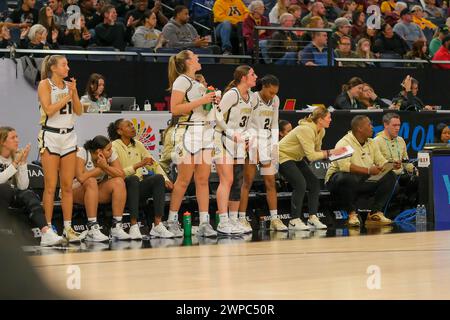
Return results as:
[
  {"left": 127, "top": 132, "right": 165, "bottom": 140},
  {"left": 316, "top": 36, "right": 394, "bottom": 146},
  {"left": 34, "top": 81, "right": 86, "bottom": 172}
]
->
[
  {"left": 216, "top": 87, "right": 254, "bottom": 133},
  {"left": 172, "top": 75, "right": 213, "bottom": 122},
  {"left": 249, "top": 92, "right": 279, "bottom": 137},
  {"left": 39, "top": 79, "right": 75, "bottom": 129}
]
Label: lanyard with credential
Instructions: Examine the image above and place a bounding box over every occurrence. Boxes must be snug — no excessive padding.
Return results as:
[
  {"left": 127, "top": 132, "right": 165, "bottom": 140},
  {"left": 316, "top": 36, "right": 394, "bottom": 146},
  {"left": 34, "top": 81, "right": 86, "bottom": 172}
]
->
[{"left": 384, "top": 137, "right": 401, "bottom": 161}]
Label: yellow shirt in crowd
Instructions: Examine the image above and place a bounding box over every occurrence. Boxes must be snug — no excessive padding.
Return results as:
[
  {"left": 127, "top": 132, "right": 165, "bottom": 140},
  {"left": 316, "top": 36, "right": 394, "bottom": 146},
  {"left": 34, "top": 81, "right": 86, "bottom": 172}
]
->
[
  {"left": 112, "top": 139, "right": 169, "bottom": 182},
  {"left": 279, "top": 119, "right": 326, "bottom": 164},
  {"left": 213, "top": 0, "right": 249, "bottom": 25},
  {"left": 412, "top": 16, "right": 437, "bottom": 30},
  {"left": 381, "top": 1, "right": 396, "bottom": 14},
  {"left": 325, "top": 131, "right": 388, "bottom": 183},
  {"left": 373, "top": 131, "right": 415, "bottom": 175}
]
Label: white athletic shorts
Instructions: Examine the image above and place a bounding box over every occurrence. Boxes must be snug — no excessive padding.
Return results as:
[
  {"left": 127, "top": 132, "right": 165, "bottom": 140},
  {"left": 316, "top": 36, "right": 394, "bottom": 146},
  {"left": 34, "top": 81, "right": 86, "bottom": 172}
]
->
[
  {"left": 38, "top": 129, "right": 77, "bottom": 157},
  {"left": 172, "top": 123, "right": 214, "bottom": 163}
]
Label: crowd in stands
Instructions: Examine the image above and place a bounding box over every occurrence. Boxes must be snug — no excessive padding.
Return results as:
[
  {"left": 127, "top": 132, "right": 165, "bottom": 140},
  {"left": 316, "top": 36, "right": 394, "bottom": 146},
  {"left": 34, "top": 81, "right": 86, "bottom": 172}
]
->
[{"left": 1, "top": 0, "right": 450, "bottom": 67}]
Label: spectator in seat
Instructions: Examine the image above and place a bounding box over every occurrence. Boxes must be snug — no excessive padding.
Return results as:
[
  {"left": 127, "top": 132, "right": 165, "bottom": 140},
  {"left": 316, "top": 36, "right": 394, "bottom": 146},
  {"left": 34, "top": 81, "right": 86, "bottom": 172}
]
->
[
  {"left": 0, "top": 24, "right": 13, "bottom": 52},
  {"left": 405, "top": 39, "right": 431, "bottom": 67},
  {"left": 79, "top": 0, "right": 103, "bottom": 30},
  {"left": 62, "top": 14, "right": 91, "bottom": 47},
  {"left": 325, "top": 115, "right": 398, "bottom": 227},
  {"left": 19, "top": 24, "right": 59, "bottom": 52},
  {"left": 269, "top": 0, "right": 291, "bottom": 24},
  {"left": 373, "top": 22, "right": 409, "bottom": 57},
  {"left": 384, "top": 1, "right": 406, "bottom": 27},
  {"left": 432, "top": 34, "right": 450, "bottom": 69},
  {"left": 95, "top": 5, "right": 129, "bottom": 51},
  {"left": 393, "top": 8, "right": 426, "bottom": 49},
  {"left": 434, "top": 123, "right": 450, "bottom": 143},
  {"left": 161, "top": 5, "right": 216, "bottom": 51},
  {"left": 132, "top": 11, "right": 162, "bottom": 49},
  {"left": 331, "top": 17, "right": 353, "bottom": 49},
  {"left": 392, "top": 75, "right": 434, "bottom": 111},
  {"left": 279, "top": 119, "right": 292, "bottom": 140},
  {"left": 213, "top": 0, "right": 249, "bottom": 54},
  {"left": 355, "top": 37, "right": 376, "bottom": 66},
  {"left": 243, "top": 0, "right": 271, "bottom": 54},
  {"left": 323, "top": 0, "right": 342, "bottom": 21},
  {"left": 301, "top": 1, "right": 329, "bottom": 27},
  {"left": 47, "top": 0, "right": 67, "bottom": 27},
  {"left": 429, "top": 26, "right": 449, "bottom": 57},
  {"left": 334, "top": 77, "right": 365, "bottom": 109},
  {"left": 5, "top": 0, "right": 39, "bottom": 28},
  {"left": 351, "top": 10, "right": 365, "bottom": 39},
  {"left": 424, "top": 0, "right": 445, "bottom": 19},
  {"left": 356, "top": 26, "right": 378, "bottom": 47},
  {"left": 38, "top": 5, "right": 61, "bottom": 45},
  {"left": 81, "top": 73, "right": 111, "bottom": 113},
  {"left": 111, "top": 0, "right": 135, "bottom": 19},
  {"left": 358, "top": 83, "right": 390, "bottom": 109},
  {"left": 0, "top": 127, "right": 63, "bottom": 247},
  {"left": 300, "top": 31, "right": 334, "bottom": 66},
  {"left": 411, "top": 5, "right": 437, "bottom": 32},
  {"left": 299, "top": 16, "right": 325, "bottom": 49},
  {"left": 334, "top": 35, "right": 363, "bottom": 67},
  {"left": 342, "top": 0, "right": 358, "bottom": 17},
  {"left": 268, "top": 13, "right": 300, "bottom": 65},
  {"left": 126, "top": 0, "right": 168, "bottom": 30},
  {"left": 288, "top": 4, "right": 303, "bottom": 28},
  {"left": 380, "top": 0, "right": 396, "bottom": 14}
]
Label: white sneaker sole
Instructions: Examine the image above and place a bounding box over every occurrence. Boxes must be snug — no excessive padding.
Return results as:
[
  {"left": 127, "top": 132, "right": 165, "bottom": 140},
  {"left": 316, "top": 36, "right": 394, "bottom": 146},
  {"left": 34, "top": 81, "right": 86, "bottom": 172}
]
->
[
  {"left": 85, "top": 236, "right": 110, "bottom": 243},
  {"left": 288, "top": 224, "right": 311, "bottom": 231},
  {"left": 307, "top": 222, "right": 328, "bottom": 230},
  {"left": 40, "top": 238, "right": 64, "bottom": 247}
]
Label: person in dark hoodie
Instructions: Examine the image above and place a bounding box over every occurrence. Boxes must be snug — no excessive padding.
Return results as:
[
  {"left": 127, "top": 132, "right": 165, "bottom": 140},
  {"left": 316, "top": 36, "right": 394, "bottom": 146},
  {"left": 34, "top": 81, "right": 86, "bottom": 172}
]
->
[
  {"left": 94, "top": 4, "right": 131, "bottom": 51},
  {"left": 132, "top": 10, "right": 162, "bottom": 48},
  {"left": 126, "top": 0, "right": 168, "bottom": 30},
  {"left": 373, "top": 22, "right": 409, "bottom": 57}
]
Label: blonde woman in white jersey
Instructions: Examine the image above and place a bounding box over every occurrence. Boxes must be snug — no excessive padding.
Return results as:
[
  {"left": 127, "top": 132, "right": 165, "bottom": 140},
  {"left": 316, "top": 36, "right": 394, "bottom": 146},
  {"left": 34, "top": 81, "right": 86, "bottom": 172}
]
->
[
  {"left": 214, "top": 65, "right": 257, "bottom": 235},
  {"left": 167, "top": 50, "right": 218, "bottom": 238},
  {"left": 37, "top": 55, "right": 83, "bottom": 243},
  {"left": 238, "top": 75, "right": 287, "bottom": 233}
]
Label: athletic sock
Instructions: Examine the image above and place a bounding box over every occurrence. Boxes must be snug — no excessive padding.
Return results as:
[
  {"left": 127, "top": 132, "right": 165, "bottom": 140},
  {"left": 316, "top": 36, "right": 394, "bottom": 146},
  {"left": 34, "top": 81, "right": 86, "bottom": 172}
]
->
[
  {"left": 199, "top": 212, "right": 209, "bottom": 224},
  {"left": 269, "top": 210, "right": 278, "bottom": 220}
]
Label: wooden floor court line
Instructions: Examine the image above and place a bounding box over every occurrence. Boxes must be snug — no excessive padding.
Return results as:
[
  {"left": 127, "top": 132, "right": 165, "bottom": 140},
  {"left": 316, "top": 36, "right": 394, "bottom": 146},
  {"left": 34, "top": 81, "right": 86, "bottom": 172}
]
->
[{"left": 30, "top": 231, "right": 450, "bottom": 299}]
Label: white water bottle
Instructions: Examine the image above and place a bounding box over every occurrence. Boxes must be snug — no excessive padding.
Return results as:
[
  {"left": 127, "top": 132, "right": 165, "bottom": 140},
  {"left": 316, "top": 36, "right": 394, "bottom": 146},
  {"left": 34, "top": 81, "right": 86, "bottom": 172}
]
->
[{"left": 144, "top": 100, "right": 152, "bottom": 111}]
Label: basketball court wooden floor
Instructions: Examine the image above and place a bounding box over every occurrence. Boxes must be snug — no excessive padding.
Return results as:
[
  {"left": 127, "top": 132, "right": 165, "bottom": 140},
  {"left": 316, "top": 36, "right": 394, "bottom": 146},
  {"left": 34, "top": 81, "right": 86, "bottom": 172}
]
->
[{"left": 30, "top": 229, "right": 450, "bottom": 299}]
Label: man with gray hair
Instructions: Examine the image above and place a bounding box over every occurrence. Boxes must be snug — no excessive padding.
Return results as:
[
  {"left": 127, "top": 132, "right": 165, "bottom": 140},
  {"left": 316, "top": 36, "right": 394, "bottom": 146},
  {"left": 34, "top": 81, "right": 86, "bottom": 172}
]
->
[{"left": 268, "top": 13, "right": 300, "bottom": 65}]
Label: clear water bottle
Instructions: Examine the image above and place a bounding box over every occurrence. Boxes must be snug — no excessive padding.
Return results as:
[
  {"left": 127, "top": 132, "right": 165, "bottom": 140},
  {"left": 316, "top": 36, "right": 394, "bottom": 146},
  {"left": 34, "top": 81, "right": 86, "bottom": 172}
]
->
[{"left": 416, "top": 204, "right": 427, "bottom": 232}]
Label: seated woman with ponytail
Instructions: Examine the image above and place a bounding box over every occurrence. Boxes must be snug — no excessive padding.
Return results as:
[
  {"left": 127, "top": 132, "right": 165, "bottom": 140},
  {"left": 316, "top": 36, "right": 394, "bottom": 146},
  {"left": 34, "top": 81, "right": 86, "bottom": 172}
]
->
[
  {"left": 278, "top": 106, "right": 347, "bottom": 230},
  {"left": 108, "top": 119, "right": 174, "bottom": 240},
  {"left": 73, "top": 135, "right": 131, "bottom": 242}
]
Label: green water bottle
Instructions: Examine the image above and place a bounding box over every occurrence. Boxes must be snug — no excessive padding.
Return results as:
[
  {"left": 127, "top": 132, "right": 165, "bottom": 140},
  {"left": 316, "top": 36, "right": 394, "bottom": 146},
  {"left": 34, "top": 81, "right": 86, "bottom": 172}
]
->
[
  {"left": 215, "top": 211, "right": 220, "bottom": 228},
  {"left": 183, "top": 237, "right": 192, "bottom": 246},
  {"left": 183, "top": 211, "right": 192, "bottom": 237},
  {"left": 203, "top": 86, "right": 215, "bottom": 111}
]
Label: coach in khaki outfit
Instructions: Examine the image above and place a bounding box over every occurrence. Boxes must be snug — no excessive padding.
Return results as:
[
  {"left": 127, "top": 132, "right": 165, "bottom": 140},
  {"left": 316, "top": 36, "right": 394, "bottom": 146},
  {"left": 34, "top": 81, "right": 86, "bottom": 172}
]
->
[{"left": 325, "top": 115, "right": 399, "bottom": 227}]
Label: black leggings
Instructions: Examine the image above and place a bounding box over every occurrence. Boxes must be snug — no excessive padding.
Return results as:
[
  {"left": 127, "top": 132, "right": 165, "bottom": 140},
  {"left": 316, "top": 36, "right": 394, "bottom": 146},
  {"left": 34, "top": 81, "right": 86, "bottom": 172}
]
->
[
  {"left": 125, "top": 174, "right": 165, "bottom": 221},
  {"left": 230, "top": 164, "right": 244, "bottom": 201},
  {"left": 279, "top": 160, "right": 320, "bottom": 219},
  {"left": 327, "top": 171, "right": 397, "bottom": 213},
  {"left": 0, "top": 183, "right": 47, "bottom": 229}
]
